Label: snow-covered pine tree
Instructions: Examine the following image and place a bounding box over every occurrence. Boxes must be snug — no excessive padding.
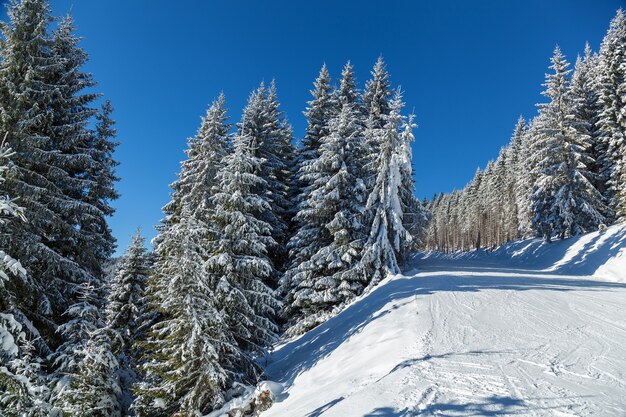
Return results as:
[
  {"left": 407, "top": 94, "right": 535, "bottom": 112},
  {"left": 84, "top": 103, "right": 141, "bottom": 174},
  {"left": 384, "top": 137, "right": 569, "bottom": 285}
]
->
[
  {"left": 361, "top": 89, "right": 415, "bottom": 287},
  {"left": 493, "top": 150, "right": 510, "bottom": 246},
  {"left": 282, "top": 65, "right": 337, "bottom": 303},
  {"left": 84, "top": 99, "right": 120, "bottom": 276},
  {"left": 160, "top": 93, "right": 231, "bottom": 232},
  {"left": 106, "top": 229, "right": 151, "bottom": 415},
  {"left": 361, "top": 57, "right": 393, "bottom": 185},
  {"left": 597, "top": 9, "right": 626, "bottom": 222},
  {"left": 0, "top": 144, "right": 53, "bottom": 416},
  {"left": 477, "top": 160, "right": 495, "bottom": 247},
  {"left": 508, "top": 117, "right": 534, "bottom": 238},
  {"left": 285, "top": 77, "right": 368, "bottom": 335},
  {"left": 50, "top": 283, "right": 121, "bottom": 416},
  {"left": 569, "top": 45, "right": 605, "bottom": 199},
  {"left": 0, "top": 0, "right": 118, "bottom": 357},
  {"left": 236, "top": 82, "right": 294, "bottom": 277},
  {"left": 259, "top": 81, "right": 295, "bottom": 272},
  {"left": 362, "top": 57, "right": 392, "bottom": 129},
  {"left": 133, "top": 212, "right": 232, "bottom": 417},
  {"left": 49, "top": 15, "right": 116, "bottom": 281},
  {"left": 133, "top": 96, "right": 234, "bottom": 417},
  {"left": 56, "top": 327, "right": 121, "bottom": 417},
  {"left": 206, "top": 114, "right": 279, "bottom": 359},
  {"left": 0, "top": 0, "right": 67, "bottom": 354},
  {"left": 397, "top": 114, "right": 430, "bottom": 260},
  {"left": 503, "top": 119, "right": 523, "bottom": 240},
  {"left": 531, "top": 46, "right": 606, "bottom": 241},
  {"left": 465, "top": 168, "right": 484, "bottom": 249}
]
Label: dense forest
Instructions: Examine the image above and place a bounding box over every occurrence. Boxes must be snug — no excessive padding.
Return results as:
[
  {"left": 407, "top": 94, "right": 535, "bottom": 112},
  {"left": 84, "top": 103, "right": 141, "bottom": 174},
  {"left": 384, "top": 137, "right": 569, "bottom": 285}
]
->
[{"left": 0, "top": 0, "right": 624, "bottom": 416}]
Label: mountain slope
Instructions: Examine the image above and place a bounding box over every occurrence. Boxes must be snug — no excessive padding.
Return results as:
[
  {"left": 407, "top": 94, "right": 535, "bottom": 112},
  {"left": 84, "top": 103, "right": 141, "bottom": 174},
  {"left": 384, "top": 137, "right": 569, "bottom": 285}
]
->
[{"left": 261, "top": 224, "right": 626, "bottom": 416}]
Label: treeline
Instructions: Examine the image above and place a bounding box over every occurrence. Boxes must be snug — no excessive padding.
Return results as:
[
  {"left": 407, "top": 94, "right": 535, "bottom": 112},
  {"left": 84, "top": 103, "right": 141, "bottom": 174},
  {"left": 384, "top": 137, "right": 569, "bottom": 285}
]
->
[
  {"left": 426, "top": 10, "right": 626, "bottom": 252},
  {"left": 0, "top": 0, "right": 428, "bottom": 416}
]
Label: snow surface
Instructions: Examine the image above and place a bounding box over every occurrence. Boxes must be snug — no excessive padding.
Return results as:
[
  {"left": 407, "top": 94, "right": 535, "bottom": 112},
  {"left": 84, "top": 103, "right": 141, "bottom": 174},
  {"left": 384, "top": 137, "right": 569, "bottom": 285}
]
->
[{"left": 261, "top": 224, "right": 626, "bottom": 416}]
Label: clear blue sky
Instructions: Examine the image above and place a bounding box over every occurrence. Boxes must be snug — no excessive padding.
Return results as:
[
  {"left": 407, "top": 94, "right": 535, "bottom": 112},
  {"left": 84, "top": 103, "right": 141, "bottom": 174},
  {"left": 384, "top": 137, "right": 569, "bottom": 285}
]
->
[{"left": 41, "top": 1, "right": 625, "bottom": 253}]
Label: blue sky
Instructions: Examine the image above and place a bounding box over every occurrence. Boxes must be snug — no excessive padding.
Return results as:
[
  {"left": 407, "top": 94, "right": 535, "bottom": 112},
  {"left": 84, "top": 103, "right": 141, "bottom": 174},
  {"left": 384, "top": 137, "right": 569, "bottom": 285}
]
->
[{"left": 41, "top": 1, "right": 624, "bottom": 253}]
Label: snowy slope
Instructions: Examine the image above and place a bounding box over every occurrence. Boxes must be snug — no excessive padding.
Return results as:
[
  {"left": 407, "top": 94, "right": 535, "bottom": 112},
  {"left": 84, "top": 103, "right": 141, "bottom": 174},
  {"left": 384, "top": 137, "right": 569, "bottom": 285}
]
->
[{"left": 261, "top": 224, "right": 626, "bottom": 416}]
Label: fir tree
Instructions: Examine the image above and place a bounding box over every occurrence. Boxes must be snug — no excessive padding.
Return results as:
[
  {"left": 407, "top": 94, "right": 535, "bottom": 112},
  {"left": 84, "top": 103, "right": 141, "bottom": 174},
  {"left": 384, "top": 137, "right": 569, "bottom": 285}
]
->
[
  {"left": 361, "top": 57, "right": 393, "bottom": 184},
  {"left": 509, "top": 117, "right": 534, "bottom": 238},
  {"left": 0, "top": 145, "right": 52, "bottom": 416},
  {"left": 597, "top": 9, "right": 626, "bottom": 221},
  {"left": 531, "top": 47, "right": 605, "bottom": 240},
  {"left": 160, "top": 94, "right": 231, "bottom": 230},
  {"left": 0, "top": 0, "right": 118, "bottom": 355},
  {"left": 84, "top": 99, "right": 120, "bottom": 276},
  {"left": 133, "top": 213, "right": 231, "bottom": 417},
  {"left": 361, "top": 90, "right": 415, "bottom": 286},
  {"left": 258, "top": 81, "right": 295, "bottom": 272},
  {"left": 56, "top": 328, "right": 121, "bottom": 417},
  {"left": 282, "top": 65, "right": 337, "bottom": 299},
  {"left": 230, "top": 83, "right": 294, "bottom": 278},
  {"left": 285, "top": 90, "right": 368, "bottom": 334},
  {"left": 106, "top": 229, "right": 151, "bottom": 415},
  {"left": 207, "top": 116, "right": 280, "bottom": 357},
  {"left": 133, "top": 97, "right": 234, "bottom": 417}
]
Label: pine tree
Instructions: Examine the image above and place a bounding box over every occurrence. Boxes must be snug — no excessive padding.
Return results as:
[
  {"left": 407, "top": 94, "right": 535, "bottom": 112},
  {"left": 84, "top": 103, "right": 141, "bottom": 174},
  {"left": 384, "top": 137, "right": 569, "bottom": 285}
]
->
[
  {"left": 397, "top": 114, "right": 430, "bottom": 260},
  {"left": 285, "top": 86, "right": 368, "bottom": 334},
  {"left": 0, "top": 145, "right": 52, "bottom": 416},
  {"left": 207, "top": 117, "right": 279, "bottom": 357},
  {"left": 597, "top": 9, "right": 626, "bottom": 221},
  {"left": 56, "top": 328, "right": 121, "bottom": 417},
  {"left": 361, "top": 57, "right": 393, "bottom": 185},
  {"left": 106, "top": 229, "right": 151, "bottom": 415},
  {"left": 508, "top": 117, "right": 534, "bottom": 238},
  {"left": 0, "top": 0, "right": 118, "bottom": 356},
  {"left": 531, "top": 47, "right": 605, "bottom": 240},
  {"left": 84, "top": 99, "right": 120, "bottom": 276},
  {"left": 133, "top": 97, "right": 234, "bottom": 417},
  {"left": 282, "top": 65, "right": 337, "bottom": 300},
  {"left": 361, "top": 90, "right": 415, "bottom": 286},
  {"left": 50, "top": 283, "right": 121, "bottom": 416},
  {"left": 220, "top": 85, "right": 287, "bottom": 282},
  {"left": 258, "top": 81, "right": 295, "bottom": 272},
  {"left": 362, "top": 57, "right": 392, "bottom": 129},
  {"left": 569, "top": 45, "right": 604, "bottom": 194},
  {"left": 133, "top": 213, "right": 231, "bottom": 417},
  {"left": 161, "top": 94, "right": 231, "bottom": 230}
]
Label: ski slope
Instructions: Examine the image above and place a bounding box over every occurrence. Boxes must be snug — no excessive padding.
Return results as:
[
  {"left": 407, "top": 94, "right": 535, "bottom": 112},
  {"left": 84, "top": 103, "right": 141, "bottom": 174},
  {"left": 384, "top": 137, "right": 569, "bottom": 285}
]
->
[{"left": 261, "top": 225, "right": 626, "bottom": 416}]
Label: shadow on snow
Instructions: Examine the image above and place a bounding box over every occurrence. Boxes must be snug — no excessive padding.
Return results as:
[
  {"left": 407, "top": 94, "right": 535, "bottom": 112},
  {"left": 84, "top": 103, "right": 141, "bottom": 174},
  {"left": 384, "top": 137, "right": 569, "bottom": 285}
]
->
[
  {"left": 264, "top": 266, "right": 626, "bottom": 387},
  {"left": 364, "top": 395, "right": 590, "bottom": 416}
]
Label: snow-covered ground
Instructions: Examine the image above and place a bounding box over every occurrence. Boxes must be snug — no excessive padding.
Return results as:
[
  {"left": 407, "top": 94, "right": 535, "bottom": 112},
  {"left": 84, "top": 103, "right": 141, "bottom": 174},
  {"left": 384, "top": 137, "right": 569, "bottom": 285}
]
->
[{"left": 261, "top": 224, "right": 626, "bottom": 416}]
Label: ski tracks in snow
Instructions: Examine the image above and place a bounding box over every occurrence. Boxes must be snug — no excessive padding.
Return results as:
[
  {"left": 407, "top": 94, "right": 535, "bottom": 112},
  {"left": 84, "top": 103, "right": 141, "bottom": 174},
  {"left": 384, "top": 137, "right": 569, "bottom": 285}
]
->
[{"left": 399, "top": 269, "right": 626, "bottom": 416}]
